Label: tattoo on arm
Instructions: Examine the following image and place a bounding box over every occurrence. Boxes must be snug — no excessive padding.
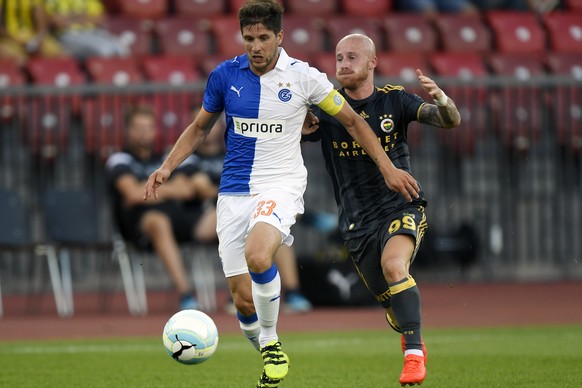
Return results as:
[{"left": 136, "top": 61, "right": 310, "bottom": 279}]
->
[{"left": 419, "top": 100, "right": 461, "bottom": 128}]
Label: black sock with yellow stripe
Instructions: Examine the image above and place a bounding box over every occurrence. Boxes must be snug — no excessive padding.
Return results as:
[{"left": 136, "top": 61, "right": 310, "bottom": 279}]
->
[{"left": 388, "top": 275, "right": 423, "bottom": 351}]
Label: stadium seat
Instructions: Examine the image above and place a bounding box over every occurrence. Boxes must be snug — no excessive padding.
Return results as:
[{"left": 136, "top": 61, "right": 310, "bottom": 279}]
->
[
  {"left": 285, "top": 0, "right": 338, "bottom": 16},
  {"left": 281, "top": 16, "right": 326, "bottom": 61},
  {"left": 39, "top": 188, "right": 123, "bottom": 317},
  {"left": 310, "top": 52, "right": 337, "bottom": 79},
  {"left": 382, "top": 14, "right": 438, "bottom": 53},
  {"left": 340, "top": 0, "right": 392, "bottom": 17},
  {"left": 83, "top": 96, "right": 135, "bottom": 160},
  {"left": 210, "top": 16, "right": 243, "bottom": 58},
  {"left": 85, "top": 56, "right": 143, "bottom": 85},
  {"left": 100, "top": 0, "right": 120, "bottom": 14},
  {"left": 429, "top": 52, "right": 489, "bottom": 155},
  {"left": 104, "top": 17, "right": 153, "bottom": 57},
  {"left": 542, "top": 12, "right": 582, "bottom": 53},
  {"left": 198, "top": 54, "right": 233, "bottom": 77},
  {"left": 227, "top": 0, "right": 282, "bottom": 13},
  {"left": 487, "top": 53, "right": 545, "bottom": 153},
  {"left": 325, "top": 16, "right": 383, "bottom": 48},
  {"left": 154, "top": 17, "right": 212, "bottom": 57},
  {"left": 115, "top": 0, "right": 167, "bottom": 20},
  {"left": 429, "top": 52, "right": 488, "bottom": 80},
  {"left": 24, "top": 57, "right": 85, "bottom": 159},
  {"left": 432, "top": 14, "right": 492, "bottom": 53},
  {"left": 142, "top": 55, "right": 201, "bottom": 148},
  {"left": 485, "top": 11, "right": 546, "bottom": 55},
  {"left": 0, "top": 59, "right": 25, "bottom": 121},
  {"left": 546, "top": 52, "right": 582, "bottom": 152},
  {"left": 142, "top": 55, "right": 200, "bottom": 84},
  {"left": 565, "top": 0, "right": 582, "bottom": 11},
  {"left": 173, "top": 0, "right": 226, "bottom": 17},
  {"left": 84, "top": 57, "right": 145, "bottom": 159},
  {"left": 26, "top": 57, "right": 85, "bottom": 87},
  {"left": 375, "top": 52, "right": 428, "bottom": 83}
]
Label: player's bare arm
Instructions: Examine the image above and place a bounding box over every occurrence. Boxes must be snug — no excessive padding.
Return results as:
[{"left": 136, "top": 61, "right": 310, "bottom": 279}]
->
[
  {"left": 143, "top": 108, "right": 221, "bottom": 200},
  {"left": 416, "top": 69, "right": 461, "bottom": 129},
  {"left": 334, "top": 104, "right": 420, "bottom": 202}
]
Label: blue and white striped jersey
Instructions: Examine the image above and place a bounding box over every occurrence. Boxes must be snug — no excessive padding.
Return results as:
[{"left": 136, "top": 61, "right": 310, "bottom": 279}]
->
[{"left": 203, "top": 48, "right": 344, "bottom": 195}]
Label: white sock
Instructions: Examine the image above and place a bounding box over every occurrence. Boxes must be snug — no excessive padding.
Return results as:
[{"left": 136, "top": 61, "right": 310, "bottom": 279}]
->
[
  {"left": 250, "top": 265, "right": 281, "bottom": 348},
  {"left": 404, "top": 349, "right": 424, "bottom": 358},
  {"left": 239, "top": 319, "right": 261, "bottom": 352}
]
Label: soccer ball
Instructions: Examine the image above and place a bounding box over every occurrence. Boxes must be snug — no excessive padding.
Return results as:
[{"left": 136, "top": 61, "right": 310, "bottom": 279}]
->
[{"left": 162, "top": 309, "right": 219, "bottom": 365}]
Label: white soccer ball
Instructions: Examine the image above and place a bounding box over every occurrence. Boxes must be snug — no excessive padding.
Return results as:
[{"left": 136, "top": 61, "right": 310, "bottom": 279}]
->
[{"left": 162, "top": 309, "right": 219, "bottom": 365}]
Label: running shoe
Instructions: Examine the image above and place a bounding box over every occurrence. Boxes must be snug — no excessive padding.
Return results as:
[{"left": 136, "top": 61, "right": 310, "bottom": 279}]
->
[
  {"left": 260, "top": 341, "right": 289, "bottom": 381},
  {"left": 399, "top": 354, "right": 426, "bottom": 386}
]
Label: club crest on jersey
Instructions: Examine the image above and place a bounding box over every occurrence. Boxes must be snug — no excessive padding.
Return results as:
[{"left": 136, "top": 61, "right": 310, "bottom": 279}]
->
[
  {"left": 380, "top": 117, "right": 395, "bottom": 133},
  {"left": 278, "top": 88, "right": 292, "bottom": 102},
  {"left": 233, "top": 117, "right": 286, "bottom": 139}
]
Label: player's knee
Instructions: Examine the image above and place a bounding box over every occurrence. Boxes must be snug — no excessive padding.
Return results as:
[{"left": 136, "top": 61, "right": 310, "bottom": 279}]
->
[{"left": 245, "top": 249, "right": 272, "bottom": 273}]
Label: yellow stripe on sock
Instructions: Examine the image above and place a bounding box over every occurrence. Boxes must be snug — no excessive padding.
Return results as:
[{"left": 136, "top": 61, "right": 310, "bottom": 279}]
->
[{"left": 389, "top": 275, "right": 417, "bottom": 295}]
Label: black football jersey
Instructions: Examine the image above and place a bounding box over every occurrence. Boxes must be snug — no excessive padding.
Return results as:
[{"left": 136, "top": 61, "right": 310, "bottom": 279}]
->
[{"left": 308, "top": 85, "right": 427, "bottom": 240}]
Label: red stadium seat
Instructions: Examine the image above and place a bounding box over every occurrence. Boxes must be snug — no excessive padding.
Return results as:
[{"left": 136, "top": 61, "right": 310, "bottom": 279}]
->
[
  {"left": 210, "top": 16, "right": 243, "bottom": 58},
  {"left": 115, "top": 0, "right": 167, "bottom": 20},
  {"left": 325, "top": 16, "right": 383, "bottom": 48},
  {"left": 546, "top": 52, "right": 582, "bottom": 152},
  {"left": 286, "top": 0, "right": 338, "bottom": 16},
  {"left": 83, "top": 97, "right": 129, "bottom": 160},
  {"left": 375, "top": 52, "right": 428, "bottom": 82},
  {"left": 142, "top": 55, "right": 200, "bottom": 83},
  {"left": 0, "top": 59, "right": 25, "bottom": 121},
  {"left": 429, "top": 52, "right": 489, "bottom": 155},
  {"left": 565, "top": 0, "right": 582, "bottom": 11},
  {"left": 24, "top": 57, "right": 86, "bottom": 159},
  {"left": 487, "top": 53, "right": 545, "bottom": 153},
  {"left": 85, "top": 57, "right": 143, "bottom": 85},
  {"left": 154, "top": 17, "right": 212, "bottom": 57},
  {"left": 340, "top": 0, "right": 391, "bottom": 17},
  {"left": 433, "top": 14, "right": 492, "bottom": 53},
  {"left": 104, "top": 17, "right": 153, "bottom": 57},
  {"left": 382, "top": 14, "right": 438, "bottom": 53},
  {"left": 26, "top": 57, "right": 85, "bottom": 87},
  {"left": 310, "top": 52, "right": 337, "bottom": 79},
  {"left": 281, "top": 16, "right": 326, "bottom": 61},
  {"left": 227, "top": 0, "right": 282, "bottom": 13},
  {"left": 486, "top": 11, "right": 546, "bottom": 55},
  {"left": 542, "top": 12, "right": 582, "bottom": 53},
  {"left": 429, "top": 52, "right": 488, "bottom": 79},
  {"left": 198, "top": 54, "right": 233, "bottom": 77},
  {"left": 173, "top": 0, "right": 226, "bottom": 17}
]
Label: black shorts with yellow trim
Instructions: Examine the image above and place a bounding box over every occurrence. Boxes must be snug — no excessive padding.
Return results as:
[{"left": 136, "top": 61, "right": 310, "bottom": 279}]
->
[{"left": 344, "top": 204, "right": 428, "bottom": 309}]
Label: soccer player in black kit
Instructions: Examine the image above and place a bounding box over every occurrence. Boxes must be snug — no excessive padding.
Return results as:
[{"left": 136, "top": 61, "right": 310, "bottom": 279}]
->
[{"left": 304, "top": 34, "right": 461, "bottom": 386}]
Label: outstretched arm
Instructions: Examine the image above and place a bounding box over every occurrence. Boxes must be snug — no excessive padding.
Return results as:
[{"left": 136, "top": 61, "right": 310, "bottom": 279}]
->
[
  {"left": 416, "top": 69, "right": 461, "bottom": 128},
  {"left": 143, "top": 108, "right": 221, "bottom": 200}
]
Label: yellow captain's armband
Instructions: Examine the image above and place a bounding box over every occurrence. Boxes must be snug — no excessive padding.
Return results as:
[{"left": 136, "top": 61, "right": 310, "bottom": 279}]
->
[{"left": 317, "top": 89, "right": 345, "bottom": 116}]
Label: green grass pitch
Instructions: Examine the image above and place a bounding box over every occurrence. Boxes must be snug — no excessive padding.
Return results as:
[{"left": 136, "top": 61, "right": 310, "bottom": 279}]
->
[{"left": 0, "top": 325, "right": 580, "bottom": 387}]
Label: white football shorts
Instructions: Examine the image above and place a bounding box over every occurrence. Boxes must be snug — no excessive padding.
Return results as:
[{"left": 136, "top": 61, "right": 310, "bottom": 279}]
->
[{"left": 216, "top": 187, "right": 305, "bottom": 277}]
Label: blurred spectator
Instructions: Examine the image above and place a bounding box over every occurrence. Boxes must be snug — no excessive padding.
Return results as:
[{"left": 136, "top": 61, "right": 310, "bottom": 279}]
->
[
  {"left": 0, "top": 0, "right": 66, "bottom": 66},
  {"left": 45, "top": 0, "right": 128, "bottom": 60},
  {"left": 394, "top": 0, "right": 479, "bottom": 14},
  {"left": 105, "top": 105, "right": 217, "bottom": 311}
]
